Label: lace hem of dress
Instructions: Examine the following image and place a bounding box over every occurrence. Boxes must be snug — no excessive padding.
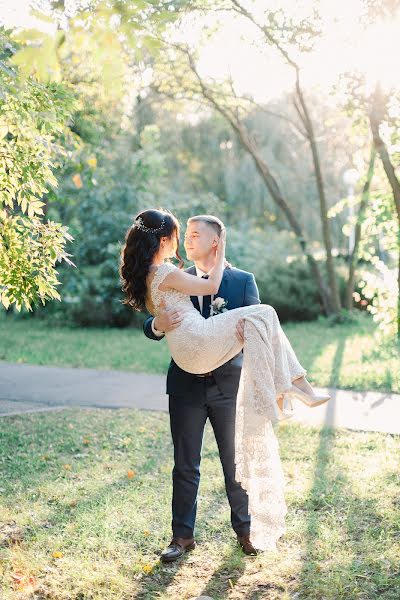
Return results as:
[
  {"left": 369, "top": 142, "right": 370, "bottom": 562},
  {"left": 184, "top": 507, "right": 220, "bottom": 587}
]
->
[{"left": 233, "top": 309, "right": 303, "bottom": 551}]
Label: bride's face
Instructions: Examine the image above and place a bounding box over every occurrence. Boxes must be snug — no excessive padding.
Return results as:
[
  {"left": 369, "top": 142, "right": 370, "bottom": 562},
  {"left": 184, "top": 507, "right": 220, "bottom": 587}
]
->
[
  {"left": 184, "top": 221, "right": 218, "bottom": 261},
  {"left": 161, "top": 234, "right": 177, "bottom": 259}
]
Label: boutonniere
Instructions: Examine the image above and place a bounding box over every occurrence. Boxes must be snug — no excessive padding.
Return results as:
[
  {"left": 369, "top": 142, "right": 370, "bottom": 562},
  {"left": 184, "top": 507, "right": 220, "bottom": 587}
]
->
[{"left": 210, "top": 297, "right": 228, "bottom": 316}]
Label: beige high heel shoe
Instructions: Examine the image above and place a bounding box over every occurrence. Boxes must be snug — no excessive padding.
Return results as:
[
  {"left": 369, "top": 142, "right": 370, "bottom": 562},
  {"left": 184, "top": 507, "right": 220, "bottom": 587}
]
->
[{"left": 288, "top": 385, "right": 330, "bottom": 407}]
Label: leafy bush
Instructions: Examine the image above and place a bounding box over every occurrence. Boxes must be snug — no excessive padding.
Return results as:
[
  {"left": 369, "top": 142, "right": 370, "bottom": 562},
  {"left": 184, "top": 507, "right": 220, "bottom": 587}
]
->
[
  {"left": 256, "top": 260, "right": 323, "bottom": 321},
  {"left": 226, "top": 228, "right": 370, "bottom": 322},
  {"left": 61, "top": 245, "right": 138, "bottom": 327},
  {"left": 31, "top": 243, "right": 143, "bottom": 328},
  {"left": 0, "top": 50, "right": 75, "bottom": 311},
  {"left": 227, "top": 228, "right": 322, "bottom": 321}
]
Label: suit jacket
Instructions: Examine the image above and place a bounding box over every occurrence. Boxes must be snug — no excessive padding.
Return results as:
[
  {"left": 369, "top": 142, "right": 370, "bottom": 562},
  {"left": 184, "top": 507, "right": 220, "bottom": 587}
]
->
[{"left": 143, "top": 265, "right": 261, "bottom": 399}]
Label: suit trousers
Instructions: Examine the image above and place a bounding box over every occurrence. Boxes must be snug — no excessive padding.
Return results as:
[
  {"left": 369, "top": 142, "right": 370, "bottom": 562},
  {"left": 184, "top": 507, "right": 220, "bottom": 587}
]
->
[{"left": 169, "top": 375, "right": 251, "bottom": 539}]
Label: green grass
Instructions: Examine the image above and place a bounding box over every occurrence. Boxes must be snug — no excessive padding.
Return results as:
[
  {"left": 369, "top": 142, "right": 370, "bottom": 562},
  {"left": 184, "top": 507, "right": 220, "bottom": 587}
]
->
[
  {"left": 0, "top": 409, "right": 399, "bottom": 599},
  {"left": 1, "top": 312, "right": 398, "bottom": 393}
]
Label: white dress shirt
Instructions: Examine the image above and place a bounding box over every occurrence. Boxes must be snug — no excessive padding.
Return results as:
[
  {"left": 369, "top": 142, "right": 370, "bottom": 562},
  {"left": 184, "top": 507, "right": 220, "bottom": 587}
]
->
[
  {"left": 151, "top": 265, "right": 212, "bottom": 336},
  {"left": 194, "top": 265, "right": 209, "bottom": 313}
]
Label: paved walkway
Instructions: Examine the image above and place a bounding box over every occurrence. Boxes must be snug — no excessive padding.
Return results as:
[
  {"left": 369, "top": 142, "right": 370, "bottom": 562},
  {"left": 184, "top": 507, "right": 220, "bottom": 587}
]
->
[{"left": 0, "top": 362, "right": 399, "bottom": 434}]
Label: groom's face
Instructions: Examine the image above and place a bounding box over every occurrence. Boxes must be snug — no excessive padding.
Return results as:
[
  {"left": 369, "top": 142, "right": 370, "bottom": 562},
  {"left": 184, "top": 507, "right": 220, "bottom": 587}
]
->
[{"left": 184, "top": 221, "right": 218, "bottom": 262}]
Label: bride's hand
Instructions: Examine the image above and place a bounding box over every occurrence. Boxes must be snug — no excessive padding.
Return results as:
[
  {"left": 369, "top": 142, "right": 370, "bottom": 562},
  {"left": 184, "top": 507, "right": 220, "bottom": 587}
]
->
[{"left": 217, "top": 227, "right": 226, "bottom": 256}]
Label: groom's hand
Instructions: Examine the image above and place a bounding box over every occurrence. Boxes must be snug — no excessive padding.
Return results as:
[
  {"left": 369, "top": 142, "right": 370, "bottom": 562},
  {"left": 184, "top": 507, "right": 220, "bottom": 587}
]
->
[
  {"left": 236, "top": 318, "right": 244, "bottom": 343},
  {"left": 153, "top": 299, "right": 184, "bottom": 333}
]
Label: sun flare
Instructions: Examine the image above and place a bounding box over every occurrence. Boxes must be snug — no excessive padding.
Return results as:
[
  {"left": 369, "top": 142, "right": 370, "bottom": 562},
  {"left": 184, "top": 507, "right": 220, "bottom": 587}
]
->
[{"left": 355, "top": 18, "right": 400, "bottom": 91}]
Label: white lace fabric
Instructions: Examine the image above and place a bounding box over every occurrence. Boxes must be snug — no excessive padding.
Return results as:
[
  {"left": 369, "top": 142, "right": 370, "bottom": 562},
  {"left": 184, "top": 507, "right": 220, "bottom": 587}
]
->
[{"left": 148, "top": 262, "right": 306, "bottom": 551}]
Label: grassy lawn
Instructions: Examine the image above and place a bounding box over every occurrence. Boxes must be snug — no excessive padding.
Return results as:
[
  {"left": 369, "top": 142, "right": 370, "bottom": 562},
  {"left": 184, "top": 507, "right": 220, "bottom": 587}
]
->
[
  {"left": 0, "top": 408, "right": 398, "bottom": 599},
  {"left": 1, "top": 313, "right": 398, "bottom": 393}
]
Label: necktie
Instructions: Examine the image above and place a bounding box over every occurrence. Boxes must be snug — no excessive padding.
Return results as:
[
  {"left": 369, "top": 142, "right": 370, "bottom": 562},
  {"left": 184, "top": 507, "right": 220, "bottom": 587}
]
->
[{"left": 201, "top": 274, "right": 211, "bottom": 319}]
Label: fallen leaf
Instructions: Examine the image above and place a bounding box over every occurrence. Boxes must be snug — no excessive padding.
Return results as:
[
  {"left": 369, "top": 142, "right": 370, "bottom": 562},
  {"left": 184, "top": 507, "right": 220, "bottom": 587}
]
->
[
  {"left": 72, "top": 173, "right": 83, "bottom": 189},
  {"left": 83, "top": 437, "right": 90, "bottom": 445},
  {"left": 11, "top": 573, "right": 38, "bottom": 593},
  {"left": 143, "top": 530, "right": 150, "bottom": 536},
  {"left": 68, "top": 499, "right": 77, "bottom": 507},
  {"left": 63, "top": 464, "right": 72, "bottom": 471},
  {"left": 142, "top": 564, "right": 153, "bottom": 574},
  {"left": 137, "top": 427, "right": 146, "bottom": 433}
]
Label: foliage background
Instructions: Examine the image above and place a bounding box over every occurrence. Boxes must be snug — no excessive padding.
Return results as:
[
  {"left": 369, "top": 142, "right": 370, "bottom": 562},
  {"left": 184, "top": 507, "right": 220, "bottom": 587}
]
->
[{"left": 1, "top": 0, "right": 398, "bottom": 333}]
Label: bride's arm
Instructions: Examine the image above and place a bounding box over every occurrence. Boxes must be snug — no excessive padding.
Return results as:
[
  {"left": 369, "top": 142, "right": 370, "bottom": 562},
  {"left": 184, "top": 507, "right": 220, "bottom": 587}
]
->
[{"left": 161, "top": 228, "right": 226, "bottom": 296}]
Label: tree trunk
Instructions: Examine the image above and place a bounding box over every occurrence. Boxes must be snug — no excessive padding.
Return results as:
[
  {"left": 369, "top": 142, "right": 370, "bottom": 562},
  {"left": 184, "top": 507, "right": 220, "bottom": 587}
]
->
[
  {"left": 219, "top": 107, "right": 333, "bottom": 313},
  {"left": 345, "top": 148, "right": 376, "bottom": 309},
  {"left": 294, "top": 79, "right": 342, "bottom": 314},
  {"left": 369, "top": 85, "right": 400, "bottom": 337},
  {"left": 229, "top": 0, "right": 341, "bottom": 314},
  {"left": 184, "top": 52, "right": 334, "bottom": 313}
]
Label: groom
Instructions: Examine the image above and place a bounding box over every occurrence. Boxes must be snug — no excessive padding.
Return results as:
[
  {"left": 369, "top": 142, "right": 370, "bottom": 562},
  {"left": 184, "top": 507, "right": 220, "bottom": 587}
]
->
[{"left": 143, "top": 214, "right": 261, "bottom": 561}]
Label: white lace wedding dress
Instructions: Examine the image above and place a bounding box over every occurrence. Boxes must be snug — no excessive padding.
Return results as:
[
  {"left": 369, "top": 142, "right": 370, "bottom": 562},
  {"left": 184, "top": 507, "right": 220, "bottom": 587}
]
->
[{"left": 147, "top": 262, "right": 306, "bottom": 551}]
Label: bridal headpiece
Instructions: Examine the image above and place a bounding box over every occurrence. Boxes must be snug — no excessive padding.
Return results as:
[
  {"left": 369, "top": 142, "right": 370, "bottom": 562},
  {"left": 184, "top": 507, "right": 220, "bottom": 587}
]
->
[{"left": 134, "top": 216, "right": 165, "bottom": 233}]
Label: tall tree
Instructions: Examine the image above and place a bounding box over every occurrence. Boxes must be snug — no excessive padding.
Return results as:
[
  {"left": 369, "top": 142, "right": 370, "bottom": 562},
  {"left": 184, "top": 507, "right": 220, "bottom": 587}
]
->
[
  {"left": 228, "top": 0, "right": 341, "bottom": 313},
  {"left": 345, "top": 147, "right": 376, "bottom": 310},
  {"left": 150, "top": 2, "right": 343, "bottom": 313},
  {"left": 368, "top": 85, "right": 400, "bottom": 336}
]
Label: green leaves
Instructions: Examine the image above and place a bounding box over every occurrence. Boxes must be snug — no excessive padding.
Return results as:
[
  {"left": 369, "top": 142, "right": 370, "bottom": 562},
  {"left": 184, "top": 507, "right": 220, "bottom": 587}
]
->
[
  {"left": 10, "top": 30, "right": 61, "bottom": 83},
  {"left": 0, "top": 213, "right": 74, "bottom": 311},
  {"left": 0, "top": 61, "right": 75, "bottom": 311}
]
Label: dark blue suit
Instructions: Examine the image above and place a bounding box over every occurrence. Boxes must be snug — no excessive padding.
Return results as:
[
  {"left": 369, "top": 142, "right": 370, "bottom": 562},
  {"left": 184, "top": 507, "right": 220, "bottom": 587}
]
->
[{"left": 143, "top": 265, "right": 260, "bottom": 538}]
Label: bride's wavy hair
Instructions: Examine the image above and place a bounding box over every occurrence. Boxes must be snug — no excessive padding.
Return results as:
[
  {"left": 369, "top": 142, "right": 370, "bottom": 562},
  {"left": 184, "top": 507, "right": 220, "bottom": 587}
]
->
[{"left": 120, "top": 208, "right": 184, "bottom": 311}]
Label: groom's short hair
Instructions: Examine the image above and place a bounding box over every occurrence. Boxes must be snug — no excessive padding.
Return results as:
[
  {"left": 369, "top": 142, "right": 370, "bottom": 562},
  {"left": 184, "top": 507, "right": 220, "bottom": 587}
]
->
[{"left": 187, "top": 215, "right": 223, "bottom": 235}]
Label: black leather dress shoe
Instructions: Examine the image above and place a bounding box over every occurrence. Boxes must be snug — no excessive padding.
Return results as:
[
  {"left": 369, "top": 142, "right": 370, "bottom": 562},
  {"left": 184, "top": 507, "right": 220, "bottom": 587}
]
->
[
  {"left": 237, "top": 534, "right": 258, "bottom": 556},
  {"left": 160, "top": 537, "right": 196, "bottom": 563}
]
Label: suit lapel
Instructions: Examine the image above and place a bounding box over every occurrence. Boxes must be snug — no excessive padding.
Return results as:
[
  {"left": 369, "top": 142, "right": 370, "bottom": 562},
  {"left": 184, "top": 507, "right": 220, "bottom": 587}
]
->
[
  {"left": 187, "top": 265, "right": 230, "bottom": 313},
  {"left": 191, "top": 295, "right": 200, "bottom": 312},
  {"left": 216, "top": 269, "right": 229, "bottom": 300}
]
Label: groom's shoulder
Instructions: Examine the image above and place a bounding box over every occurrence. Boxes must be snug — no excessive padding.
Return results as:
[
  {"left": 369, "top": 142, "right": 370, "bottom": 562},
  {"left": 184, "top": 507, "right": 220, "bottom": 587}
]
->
[
  {"left": 226, "top": 266, "right": 255, "bottom": 282},
  {"left": 184, "top": 263, "right": 255, "bottom": 281}
]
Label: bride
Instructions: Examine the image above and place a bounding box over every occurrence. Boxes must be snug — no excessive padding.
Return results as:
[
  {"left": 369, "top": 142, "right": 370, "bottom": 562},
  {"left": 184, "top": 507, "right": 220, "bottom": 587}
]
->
[{"left": 120, "top": 208, "right": 329, "bottom": 551}]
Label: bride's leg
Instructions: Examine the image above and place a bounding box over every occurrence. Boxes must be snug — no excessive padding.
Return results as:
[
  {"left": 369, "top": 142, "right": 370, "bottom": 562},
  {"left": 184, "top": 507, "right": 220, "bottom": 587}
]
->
[
  {"left": 264, "top": 306, "right": 306, "bottom": 390},
  {"left": 224, "top": 303, "right": 307, "bottom": 417},
  {"left": 231, "top": 303, "right": 306, "bottom": 385},
  {"left": 292, "top": 375, "right": 314, "bottom": 394},
  {"left": 259, "top": 308, "right": 336, "bottom": 415}
]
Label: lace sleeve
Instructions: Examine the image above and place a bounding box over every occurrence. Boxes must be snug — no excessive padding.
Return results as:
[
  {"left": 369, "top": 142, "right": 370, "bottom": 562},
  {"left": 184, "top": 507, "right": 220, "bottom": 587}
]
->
[{"left": 150, "top": 262, "right": 177, "bottom": 309}]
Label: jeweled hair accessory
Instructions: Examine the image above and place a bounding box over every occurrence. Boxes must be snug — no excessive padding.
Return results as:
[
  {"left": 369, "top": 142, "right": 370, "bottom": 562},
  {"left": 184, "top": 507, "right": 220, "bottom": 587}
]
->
[{"left": 134, "top": 216, "right": 165, "bottom": 233}]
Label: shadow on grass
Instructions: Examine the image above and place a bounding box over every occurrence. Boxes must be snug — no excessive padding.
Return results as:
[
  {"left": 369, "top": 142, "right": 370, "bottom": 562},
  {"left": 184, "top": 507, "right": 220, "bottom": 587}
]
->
[
  {"left": 133, "top": 543, "right": 248, "bottom": 600},
  {"left": 114, "top": 482, "right": 248, "bottom": 599},
  {"left": 0, "top": 409, "right": 174, "bottom": 541},
  {"left": 128, "top": 421, "right": 252, "bottom": 599},
  {"left": 134, "top": 555, "right": 190, "bottom": 600},
  {"left": 196, "top": 545, "right": 248, "bottom": 599},
  {"left": 0, "top": 410, "right": 250, "bottom": 599},
  {"left": 295, "top": 338, "right": 398, "bottom": 598},
  {"left": 295, "top": 337, "right": 342, "bottom": 594}
]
